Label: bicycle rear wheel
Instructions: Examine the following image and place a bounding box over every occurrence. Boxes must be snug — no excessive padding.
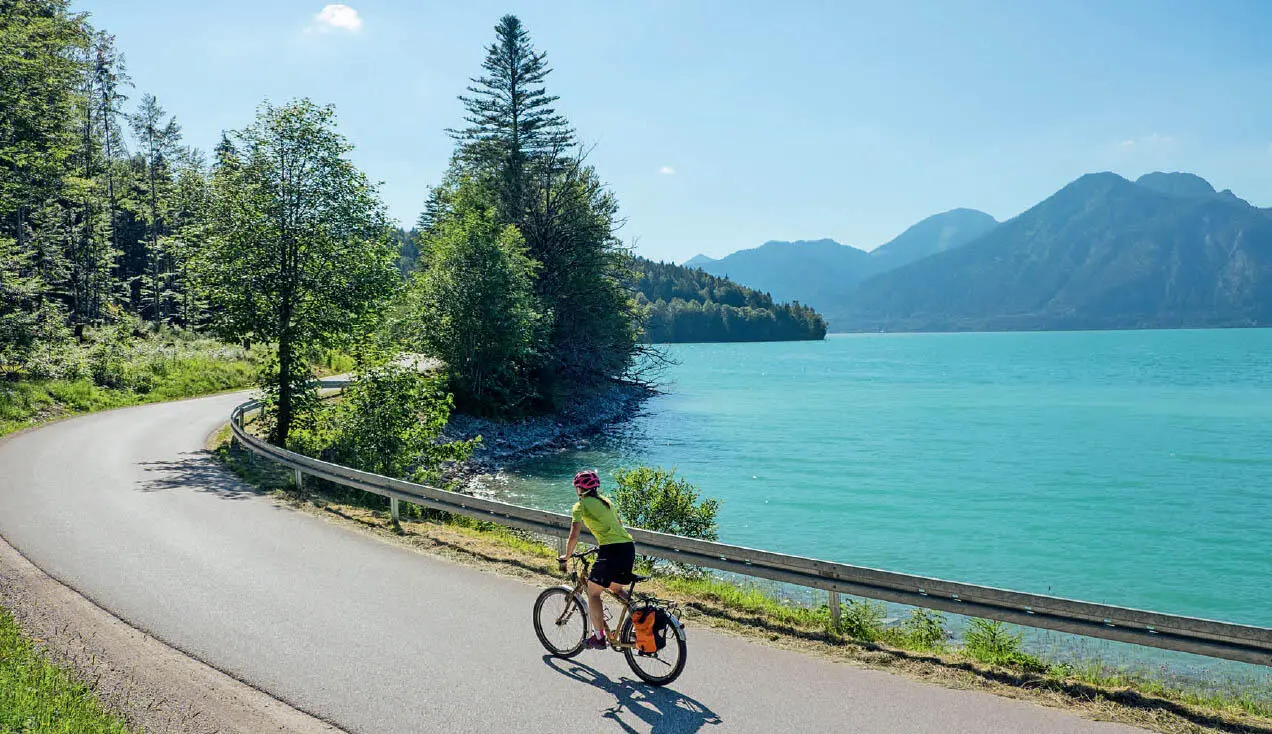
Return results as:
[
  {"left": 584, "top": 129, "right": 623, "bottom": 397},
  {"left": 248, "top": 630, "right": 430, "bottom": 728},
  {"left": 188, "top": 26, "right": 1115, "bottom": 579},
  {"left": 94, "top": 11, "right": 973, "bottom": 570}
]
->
[
  {"left": 621, "top": 615, "right": 687, "bottom": 686},
  {"left": 533, "top": 587, "right": 587, "bottom": 658}
]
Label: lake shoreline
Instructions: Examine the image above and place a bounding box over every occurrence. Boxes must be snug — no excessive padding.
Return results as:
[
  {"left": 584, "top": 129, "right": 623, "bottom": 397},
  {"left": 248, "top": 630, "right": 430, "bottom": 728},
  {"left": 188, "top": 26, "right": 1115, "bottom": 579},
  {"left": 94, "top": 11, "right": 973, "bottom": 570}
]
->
[{"left": 444, "top": 382, "right": 654, "bottom": 488}]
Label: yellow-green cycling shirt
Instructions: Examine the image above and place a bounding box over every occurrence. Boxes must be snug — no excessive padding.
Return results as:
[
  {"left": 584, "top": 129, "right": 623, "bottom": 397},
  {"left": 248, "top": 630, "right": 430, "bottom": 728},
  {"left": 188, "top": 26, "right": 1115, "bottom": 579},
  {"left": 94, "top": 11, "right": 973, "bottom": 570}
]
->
[{"left": 571, "top": 495, "right": 633, "bottom": 546}]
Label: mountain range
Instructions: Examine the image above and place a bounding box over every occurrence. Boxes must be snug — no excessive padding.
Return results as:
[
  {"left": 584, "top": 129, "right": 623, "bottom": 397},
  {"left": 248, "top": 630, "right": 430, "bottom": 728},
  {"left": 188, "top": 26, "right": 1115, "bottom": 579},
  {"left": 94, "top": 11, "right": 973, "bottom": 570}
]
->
[
  {"left": 683, "top": 171, "right": 1272, "bottom": 332},
  {"left": 683, "top": 208, "right": 998, "bottom": 313}
]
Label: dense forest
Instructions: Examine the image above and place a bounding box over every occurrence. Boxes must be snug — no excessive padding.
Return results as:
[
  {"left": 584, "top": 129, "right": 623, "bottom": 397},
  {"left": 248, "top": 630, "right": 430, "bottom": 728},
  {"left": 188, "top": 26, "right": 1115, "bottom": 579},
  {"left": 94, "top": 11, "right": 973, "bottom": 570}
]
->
[
  {"left": 633, "top": 259, "right": 826, "bottom": 342},
  {"left": 1, "top": 1, "right": 657, "bottom": 441}
]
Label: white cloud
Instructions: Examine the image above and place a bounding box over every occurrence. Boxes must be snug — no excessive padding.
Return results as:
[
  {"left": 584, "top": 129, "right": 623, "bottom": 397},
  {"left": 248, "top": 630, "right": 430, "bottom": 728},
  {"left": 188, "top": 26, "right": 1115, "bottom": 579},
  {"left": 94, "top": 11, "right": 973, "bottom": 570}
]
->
[
  {"left": 658, "top": 166, "right": 676, "bottom": 175},
  {"left": 1120, "top": 133, "right": 1174, "bottom": 149},
  {"left": 310, "top": 4, "right": 362, "bottom": 32}
]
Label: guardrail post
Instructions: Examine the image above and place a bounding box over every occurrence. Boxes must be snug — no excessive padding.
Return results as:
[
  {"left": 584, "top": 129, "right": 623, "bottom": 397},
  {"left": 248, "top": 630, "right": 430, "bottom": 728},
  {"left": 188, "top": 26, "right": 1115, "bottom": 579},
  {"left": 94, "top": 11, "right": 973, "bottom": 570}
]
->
[
  {"left": 557, "top": 534, "right": 567, "bottom": 557},
  {"left": 390, "top": 497, "right": 400, "bottom": 523},
  {"left": 828, "top": 590, "right": 841, "bottom": 631},
  {"left": 293, "top": 469, "right": 304, "bottom": 491}
]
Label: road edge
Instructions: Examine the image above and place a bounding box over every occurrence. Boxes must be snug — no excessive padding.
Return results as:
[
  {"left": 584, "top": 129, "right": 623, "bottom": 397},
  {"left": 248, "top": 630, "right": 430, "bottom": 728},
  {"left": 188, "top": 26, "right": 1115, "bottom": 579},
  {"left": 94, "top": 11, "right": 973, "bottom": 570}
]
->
[{"left": 0, "top": 531, "right": 343, "bottom": 734}]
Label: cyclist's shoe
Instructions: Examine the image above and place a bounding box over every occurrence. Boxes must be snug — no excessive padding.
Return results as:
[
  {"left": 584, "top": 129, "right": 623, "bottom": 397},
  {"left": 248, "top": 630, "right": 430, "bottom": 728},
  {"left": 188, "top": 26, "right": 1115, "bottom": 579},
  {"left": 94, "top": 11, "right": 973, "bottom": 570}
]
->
[{"left": 585, "top": 633, "right": 608, "bottom": 650}]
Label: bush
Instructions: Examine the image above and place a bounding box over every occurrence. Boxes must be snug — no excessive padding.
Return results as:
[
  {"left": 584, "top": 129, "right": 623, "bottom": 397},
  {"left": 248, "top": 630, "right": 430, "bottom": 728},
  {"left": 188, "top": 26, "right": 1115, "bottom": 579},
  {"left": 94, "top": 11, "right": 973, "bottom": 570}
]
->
[
  {"left": 291, "top": 364, "right": 478, "bottom": 484},
  {"left": 895, "top": 608, "right": 950, "bottom": 650},
  {"left": 611, "top": 466, "right": 719, "bottom": 541},
  {"left": 962, "top": 618, "right": 1046, "bottom": 670},
  {"left": 838, "top": 598, "right": 886, "bottom": 641}
]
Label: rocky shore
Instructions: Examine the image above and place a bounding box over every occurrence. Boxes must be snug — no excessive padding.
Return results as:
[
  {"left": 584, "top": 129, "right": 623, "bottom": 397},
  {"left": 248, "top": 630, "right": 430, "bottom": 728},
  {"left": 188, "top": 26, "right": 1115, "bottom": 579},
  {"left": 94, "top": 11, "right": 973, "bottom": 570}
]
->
[{"left": 444, "top": 383, "right": 654, "bottom": 478}]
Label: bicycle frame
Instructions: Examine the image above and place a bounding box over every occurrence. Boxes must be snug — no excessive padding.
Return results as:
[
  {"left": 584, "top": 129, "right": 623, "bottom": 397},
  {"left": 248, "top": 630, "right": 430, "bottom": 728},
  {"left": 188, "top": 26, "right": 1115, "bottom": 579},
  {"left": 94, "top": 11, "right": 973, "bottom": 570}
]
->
[{"left": 559, "top": 553, "right": 643, "bottom": 651}]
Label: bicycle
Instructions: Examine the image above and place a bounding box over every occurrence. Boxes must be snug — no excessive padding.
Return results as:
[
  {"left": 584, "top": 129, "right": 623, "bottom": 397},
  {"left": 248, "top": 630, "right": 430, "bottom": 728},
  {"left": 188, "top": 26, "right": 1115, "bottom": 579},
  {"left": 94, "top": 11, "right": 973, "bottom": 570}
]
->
[{"left": 532, "top": 547, "right": 688, "bottom": 686}]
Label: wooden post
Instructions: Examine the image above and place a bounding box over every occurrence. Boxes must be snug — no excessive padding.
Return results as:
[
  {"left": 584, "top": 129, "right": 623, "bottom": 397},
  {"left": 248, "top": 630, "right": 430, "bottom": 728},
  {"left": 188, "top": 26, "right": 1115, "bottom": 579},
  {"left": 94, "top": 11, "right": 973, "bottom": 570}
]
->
[
  {"left": 293, "top": 469, "right": 304, "bottom": 491},
  {"left": 829, "top": 591, "right": 842, "bottom": 632},
  {"left": 390, "top": 496, "right": 400, "bottom": 523}
]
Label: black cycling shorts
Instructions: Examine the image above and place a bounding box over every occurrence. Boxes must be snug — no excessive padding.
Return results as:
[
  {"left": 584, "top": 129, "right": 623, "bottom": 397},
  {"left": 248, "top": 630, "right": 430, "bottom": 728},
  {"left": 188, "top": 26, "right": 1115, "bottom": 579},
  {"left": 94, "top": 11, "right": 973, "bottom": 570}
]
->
[{"left": 589, "top": 541, "right": 636, "bottom": 587}]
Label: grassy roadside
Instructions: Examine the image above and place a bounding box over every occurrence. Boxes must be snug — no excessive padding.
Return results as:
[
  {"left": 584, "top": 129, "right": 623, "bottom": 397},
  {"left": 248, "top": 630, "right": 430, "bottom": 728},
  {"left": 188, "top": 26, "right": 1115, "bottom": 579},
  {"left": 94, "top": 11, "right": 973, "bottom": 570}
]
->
[
  {"left": 0, "top": 606, "right": 133, "bottom": 734},
  {"left": 0, "top": 328, "right": 265, "bottom": 438},
  {"left": 209, "top": 428, "right": 1272, "bottom": 734}
]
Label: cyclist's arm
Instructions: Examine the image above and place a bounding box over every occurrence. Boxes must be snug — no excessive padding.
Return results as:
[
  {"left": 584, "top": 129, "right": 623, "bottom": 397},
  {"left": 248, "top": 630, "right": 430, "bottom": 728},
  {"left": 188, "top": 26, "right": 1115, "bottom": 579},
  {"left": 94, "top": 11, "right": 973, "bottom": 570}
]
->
[{"left": 560, "top": 522, "right": 582, "bottom": 561}]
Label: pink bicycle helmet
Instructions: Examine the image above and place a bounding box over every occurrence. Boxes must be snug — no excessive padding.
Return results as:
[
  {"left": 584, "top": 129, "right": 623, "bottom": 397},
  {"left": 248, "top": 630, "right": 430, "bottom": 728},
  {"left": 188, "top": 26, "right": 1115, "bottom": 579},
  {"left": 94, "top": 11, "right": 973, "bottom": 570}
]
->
[{"left": 573, "top": 469, "right": 600, "bottom": 491}]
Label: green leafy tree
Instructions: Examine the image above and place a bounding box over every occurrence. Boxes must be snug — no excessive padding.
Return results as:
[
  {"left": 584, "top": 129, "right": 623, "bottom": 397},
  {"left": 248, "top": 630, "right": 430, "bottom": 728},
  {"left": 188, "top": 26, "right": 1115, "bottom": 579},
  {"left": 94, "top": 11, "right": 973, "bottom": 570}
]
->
[
  {"left": 521, "top": 162, "right": 642, "bottom": 396},
  {"left": 198, "top": 99, "right": 399, "bottom": 445},
  {"left": 321, "top": 365, "right": 477, "bottom": 482},
  {"left": 410, "top": 180, "right": 543, "bottom": 415},
  {"left": 612, "top": 467, "right": 720, "bottom": 541}
]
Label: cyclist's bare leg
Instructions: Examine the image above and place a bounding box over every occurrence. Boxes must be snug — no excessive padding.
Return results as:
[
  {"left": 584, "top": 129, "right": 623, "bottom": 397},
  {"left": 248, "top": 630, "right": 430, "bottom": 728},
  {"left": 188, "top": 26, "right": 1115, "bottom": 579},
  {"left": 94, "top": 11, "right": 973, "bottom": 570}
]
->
[{"left": 586, "top": 581, "right": 608, "bottom": 637}]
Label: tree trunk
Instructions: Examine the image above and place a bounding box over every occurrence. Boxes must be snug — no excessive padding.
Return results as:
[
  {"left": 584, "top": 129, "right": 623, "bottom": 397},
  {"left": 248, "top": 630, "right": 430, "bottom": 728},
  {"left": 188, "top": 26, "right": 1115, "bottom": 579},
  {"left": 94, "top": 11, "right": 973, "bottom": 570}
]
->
[{"left": 275, "top": 313, "right": 293, "bottom": 446}]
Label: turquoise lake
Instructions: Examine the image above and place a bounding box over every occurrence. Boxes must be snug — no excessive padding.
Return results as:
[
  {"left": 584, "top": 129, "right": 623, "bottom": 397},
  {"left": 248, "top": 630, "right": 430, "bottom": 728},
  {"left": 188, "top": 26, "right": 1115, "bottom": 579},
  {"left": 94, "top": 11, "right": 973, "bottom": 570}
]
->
[{"left": 493, "top": 330, "right": 1272, "bottom": 637}]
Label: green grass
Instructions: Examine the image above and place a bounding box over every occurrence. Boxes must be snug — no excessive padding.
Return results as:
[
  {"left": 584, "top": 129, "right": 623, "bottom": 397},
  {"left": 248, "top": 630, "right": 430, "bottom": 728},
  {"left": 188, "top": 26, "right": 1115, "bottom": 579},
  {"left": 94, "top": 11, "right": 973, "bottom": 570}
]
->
[
  {"left": 0, "top": 606, "right": 132, "bottom": 733},
  {"left": 0, "top": 325, "right": 270, "bottom": 437}
]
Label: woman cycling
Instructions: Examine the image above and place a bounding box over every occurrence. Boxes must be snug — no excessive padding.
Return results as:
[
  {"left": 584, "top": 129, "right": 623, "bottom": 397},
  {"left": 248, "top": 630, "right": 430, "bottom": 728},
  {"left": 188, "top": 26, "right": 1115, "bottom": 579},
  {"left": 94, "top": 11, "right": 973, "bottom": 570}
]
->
[{"left": 559, "top": 469, "right": 635, "bottom": 650}]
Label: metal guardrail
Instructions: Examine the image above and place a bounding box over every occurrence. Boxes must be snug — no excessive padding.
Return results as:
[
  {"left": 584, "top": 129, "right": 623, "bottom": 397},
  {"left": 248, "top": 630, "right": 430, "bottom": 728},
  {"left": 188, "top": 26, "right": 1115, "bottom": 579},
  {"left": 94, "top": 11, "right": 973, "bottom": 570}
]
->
[{"left": 231, "top": 383, "right": 1272, "bottom": 668}]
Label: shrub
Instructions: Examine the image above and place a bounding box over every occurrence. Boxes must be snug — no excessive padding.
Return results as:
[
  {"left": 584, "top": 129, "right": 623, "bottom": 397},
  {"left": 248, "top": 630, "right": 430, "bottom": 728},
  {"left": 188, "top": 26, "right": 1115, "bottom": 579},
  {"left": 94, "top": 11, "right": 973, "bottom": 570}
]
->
[
  {"left": 611, "top": 466, "right": 719, "bottom": 541},
  {"left": 838, "top": 598, "right": 887, "bottom": 641},
  {"left": 895, "top": 608, "right": 950, "bottom": 650},
  {"left": 292, "top": 364, "right": 477, "bottom": 484},
  {"left": 963, "top": 618, "right": 1046, "bottom": 671}
]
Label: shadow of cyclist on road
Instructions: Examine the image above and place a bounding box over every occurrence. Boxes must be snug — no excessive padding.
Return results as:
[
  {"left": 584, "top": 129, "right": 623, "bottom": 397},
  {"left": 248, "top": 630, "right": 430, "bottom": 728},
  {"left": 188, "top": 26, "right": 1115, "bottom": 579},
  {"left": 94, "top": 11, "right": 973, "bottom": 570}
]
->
[{"left": 542, "top": 655, "right": 722, "bottom": 733}]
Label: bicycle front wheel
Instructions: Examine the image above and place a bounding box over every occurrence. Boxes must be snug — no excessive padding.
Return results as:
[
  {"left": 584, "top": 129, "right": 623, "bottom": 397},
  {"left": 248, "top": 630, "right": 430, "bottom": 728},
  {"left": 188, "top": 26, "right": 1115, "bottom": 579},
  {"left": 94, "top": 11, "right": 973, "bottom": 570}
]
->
[
  {"left": 621, "top": 615, "right": 687, "bottom": 686},
  {"left": 533, "top": 587, "right": 587, "bottom": 658}
]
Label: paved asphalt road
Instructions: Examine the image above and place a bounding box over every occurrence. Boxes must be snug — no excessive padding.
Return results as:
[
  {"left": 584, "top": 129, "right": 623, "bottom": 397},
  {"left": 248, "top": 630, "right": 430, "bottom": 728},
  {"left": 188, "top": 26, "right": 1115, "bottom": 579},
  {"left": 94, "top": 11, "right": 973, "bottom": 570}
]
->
[{"left": 0, "top": 394, "right": 1144, "bottom": 733}]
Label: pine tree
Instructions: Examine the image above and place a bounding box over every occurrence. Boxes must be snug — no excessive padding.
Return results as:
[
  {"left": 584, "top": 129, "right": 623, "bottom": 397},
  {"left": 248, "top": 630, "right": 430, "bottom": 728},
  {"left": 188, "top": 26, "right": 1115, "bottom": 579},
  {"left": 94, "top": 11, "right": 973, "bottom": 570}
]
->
[
  {"left": 0, "top": 0, "right": 87, "bottom": 369},
  {"left": 91, "top": 30, "right": 131, "bottom": 302},
  {"left": 451, "top": 14, "right": 573, "bottom": 223},
  {"left": 129, "top": 93, "right": 182, "bottom": 323}
]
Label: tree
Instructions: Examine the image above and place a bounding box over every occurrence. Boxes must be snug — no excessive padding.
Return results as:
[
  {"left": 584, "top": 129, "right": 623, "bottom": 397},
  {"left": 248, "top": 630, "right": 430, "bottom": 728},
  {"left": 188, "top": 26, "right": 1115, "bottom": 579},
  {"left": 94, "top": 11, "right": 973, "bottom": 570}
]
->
[
  {"left": 410, "top": 179, "right": 543, "bottom": 415},
  {"left": 0, "top": 0, "right": 87, "bottom": 369},
  {"left": 129, "top": 93, "right": 181, "bottom": 323},
  {"left": 430, "top": 16, "right": 641, "bottom": 409},
  {"left": 198, "top": 99, "right": 399, "bottom": 445},
  {"left": 91, "top": 30, "right": 131, "bottom": 293},
  {"left": 450, "top": 14, "right": 573, "bottom": 223},
  {"left": 522, "top": 159, "right": 641, "bottom": 395}
]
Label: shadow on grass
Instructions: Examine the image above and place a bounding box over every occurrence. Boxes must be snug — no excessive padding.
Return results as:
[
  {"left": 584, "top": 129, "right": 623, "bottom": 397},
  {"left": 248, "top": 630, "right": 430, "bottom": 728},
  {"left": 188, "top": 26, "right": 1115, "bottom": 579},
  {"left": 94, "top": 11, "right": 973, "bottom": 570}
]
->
[{"left": 542, "top": 655, "right": 721, "bottom": 733}]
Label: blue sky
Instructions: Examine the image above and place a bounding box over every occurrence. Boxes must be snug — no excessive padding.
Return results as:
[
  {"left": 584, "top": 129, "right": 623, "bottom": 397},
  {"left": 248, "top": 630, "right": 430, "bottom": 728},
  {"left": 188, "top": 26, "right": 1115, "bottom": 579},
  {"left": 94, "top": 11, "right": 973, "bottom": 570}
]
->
[{"left": 83, "top": 0, "right": 1272, "bottom": 262}]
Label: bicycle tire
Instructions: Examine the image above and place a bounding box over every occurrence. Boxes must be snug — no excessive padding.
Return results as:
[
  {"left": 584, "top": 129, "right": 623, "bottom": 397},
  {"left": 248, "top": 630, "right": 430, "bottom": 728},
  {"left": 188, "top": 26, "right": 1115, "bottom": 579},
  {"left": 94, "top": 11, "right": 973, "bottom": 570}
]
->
[
  {"left": 533, "top": 587, "right": 587, "bottom": 658},
  {"left": 620, "top": 613, "right": 687, "bottom": 686}
]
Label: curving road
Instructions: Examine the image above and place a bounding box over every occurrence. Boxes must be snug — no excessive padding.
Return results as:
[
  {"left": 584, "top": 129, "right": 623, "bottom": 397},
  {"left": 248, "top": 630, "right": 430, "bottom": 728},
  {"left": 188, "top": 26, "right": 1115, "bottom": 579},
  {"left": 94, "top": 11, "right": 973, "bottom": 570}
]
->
[{"left": 0, "top": 393, "right": 1143, "bottom": 733}]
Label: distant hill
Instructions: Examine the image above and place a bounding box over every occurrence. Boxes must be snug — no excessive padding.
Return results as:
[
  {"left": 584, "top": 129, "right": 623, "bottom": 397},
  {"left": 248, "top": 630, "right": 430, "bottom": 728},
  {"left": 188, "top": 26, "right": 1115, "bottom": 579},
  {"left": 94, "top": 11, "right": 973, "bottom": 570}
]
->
[
  {"left": 868, "top": 208, "right": 999, "bottom": 271},
  {"left": 1136, "top": 171, "right": 1250, "bottom": 206},
  {"left": 686, "top": 209, "right": 997, "bottom": 320},
  {"left": 833, "top": 172, "right": 1272, "bottom": 331},
  {"left": 690, "top": 238, "right": 875, "bottom": 311},
  {"left": 631, "top": 258, "right": 826, "bottom": 343}
]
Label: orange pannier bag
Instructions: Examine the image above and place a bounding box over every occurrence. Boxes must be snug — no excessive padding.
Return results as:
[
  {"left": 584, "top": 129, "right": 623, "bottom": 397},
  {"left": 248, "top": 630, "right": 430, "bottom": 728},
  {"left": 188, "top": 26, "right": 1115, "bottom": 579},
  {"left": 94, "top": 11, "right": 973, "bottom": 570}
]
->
[{"left": 631, "top": 608, "right": 660, "bottom": 654}]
